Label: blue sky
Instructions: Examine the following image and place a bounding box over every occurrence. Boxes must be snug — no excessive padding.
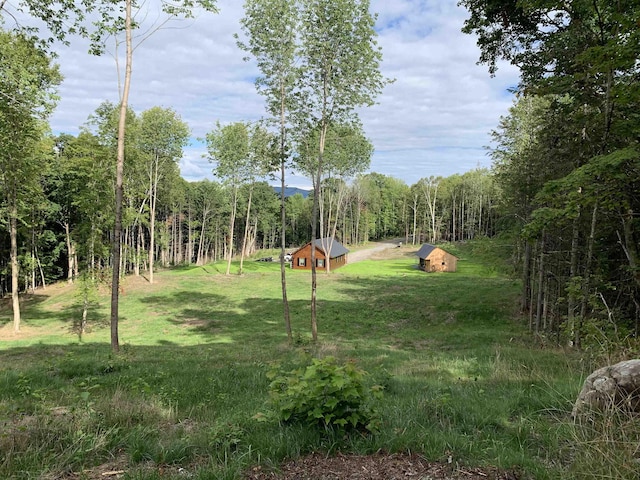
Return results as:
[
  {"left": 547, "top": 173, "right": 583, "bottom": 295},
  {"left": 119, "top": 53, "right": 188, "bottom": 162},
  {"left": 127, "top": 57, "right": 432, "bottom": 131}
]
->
[{"left": 42, "top": 0, "right": 520, "bottom": 188}]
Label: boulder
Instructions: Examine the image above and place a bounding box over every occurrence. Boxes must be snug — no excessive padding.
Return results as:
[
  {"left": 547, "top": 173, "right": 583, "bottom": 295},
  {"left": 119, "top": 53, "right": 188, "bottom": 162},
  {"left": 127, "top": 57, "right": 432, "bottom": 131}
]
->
[{"left": 573, "top": 359, "right": 640, "bottom": 417}]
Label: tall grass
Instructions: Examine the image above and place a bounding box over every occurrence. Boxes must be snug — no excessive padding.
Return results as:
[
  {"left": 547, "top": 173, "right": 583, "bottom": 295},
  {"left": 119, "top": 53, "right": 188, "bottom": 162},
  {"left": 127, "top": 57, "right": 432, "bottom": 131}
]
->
[{"left": 0, "top": 242, "right": 617, "bottom": 478}]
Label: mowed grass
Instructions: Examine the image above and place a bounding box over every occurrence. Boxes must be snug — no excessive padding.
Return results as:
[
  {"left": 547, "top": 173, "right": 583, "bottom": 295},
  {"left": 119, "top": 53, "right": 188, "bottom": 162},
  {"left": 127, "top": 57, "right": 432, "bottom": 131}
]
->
[{"left": 0, "top": 244, "right": 599, "bottom": 479}]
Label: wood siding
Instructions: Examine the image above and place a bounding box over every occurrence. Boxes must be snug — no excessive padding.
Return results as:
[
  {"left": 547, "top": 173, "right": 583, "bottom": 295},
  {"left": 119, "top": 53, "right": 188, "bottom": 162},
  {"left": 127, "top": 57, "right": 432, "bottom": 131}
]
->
[
  {"left": 418, "top": 247, "right": 457, "bottom": 272},
  {"left": 291, "top": 243, "right": 348, "bottom": 271}
]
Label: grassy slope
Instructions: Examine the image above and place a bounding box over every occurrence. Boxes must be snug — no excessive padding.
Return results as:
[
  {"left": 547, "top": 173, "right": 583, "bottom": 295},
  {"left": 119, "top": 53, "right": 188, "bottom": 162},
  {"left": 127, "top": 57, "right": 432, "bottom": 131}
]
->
[{"left": 0, "top": 244, "right": 588, "bottom": 479}]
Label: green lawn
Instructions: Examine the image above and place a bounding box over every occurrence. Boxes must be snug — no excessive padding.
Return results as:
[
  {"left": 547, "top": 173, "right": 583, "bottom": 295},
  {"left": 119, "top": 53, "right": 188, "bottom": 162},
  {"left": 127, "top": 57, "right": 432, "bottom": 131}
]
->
[{"left": 0, "top": 244, "right": 623, "bottom": 479}]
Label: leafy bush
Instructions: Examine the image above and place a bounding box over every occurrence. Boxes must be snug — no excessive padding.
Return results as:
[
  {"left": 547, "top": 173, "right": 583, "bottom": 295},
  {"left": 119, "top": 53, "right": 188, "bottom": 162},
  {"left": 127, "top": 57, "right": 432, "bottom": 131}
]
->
[{"left": 266, "top": 357, "right": 383, "bottom": 432}]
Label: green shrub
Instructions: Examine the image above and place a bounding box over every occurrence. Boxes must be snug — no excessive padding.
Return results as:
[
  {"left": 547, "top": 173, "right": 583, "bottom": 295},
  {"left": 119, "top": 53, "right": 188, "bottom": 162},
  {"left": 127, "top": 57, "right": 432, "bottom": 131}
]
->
[{"left": 266, "top": 357, "right": 383, "bottom": 433}]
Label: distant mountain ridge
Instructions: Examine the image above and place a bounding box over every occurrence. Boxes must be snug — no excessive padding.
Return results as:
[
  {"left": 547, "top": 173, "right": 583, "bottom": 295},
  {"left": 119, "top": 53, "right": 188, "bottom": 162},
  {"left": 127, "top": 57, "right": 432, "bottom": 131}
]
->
[{"left": 273, "top": 186, "right": 311, "bottom": 198}]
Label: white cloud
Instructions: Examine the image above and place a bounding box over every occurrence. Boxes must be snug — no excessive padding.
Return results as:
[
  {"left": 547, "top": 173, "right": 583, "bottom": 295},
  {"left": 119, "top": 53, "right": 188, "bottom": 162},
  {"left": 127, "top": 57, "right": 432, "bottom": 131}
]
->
[{"left": 46, "top": 0, "right": 520, "bottom": 188}]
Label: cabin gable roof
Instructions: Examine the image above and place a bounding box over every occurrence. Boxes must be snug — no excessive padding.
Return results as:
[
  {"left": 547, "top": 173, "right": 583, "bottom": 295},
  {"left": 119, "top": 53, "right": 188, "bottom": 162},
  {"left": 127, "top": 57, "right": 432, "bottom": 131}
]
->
[
  {"left": 292, "top": 237, "right": 349, "bottom": 259},
  {"left": 415, "top": 243, "right": 458, "bottom": 260}
]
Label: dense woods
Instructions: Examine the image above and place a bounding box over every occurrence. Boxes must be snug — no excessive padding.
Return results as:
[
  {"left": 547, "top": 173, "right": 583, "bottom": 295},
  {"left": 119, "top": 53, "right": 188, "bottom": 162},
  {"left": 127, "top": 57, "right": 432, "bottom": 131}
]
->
[
  {"left": 461, "top": 0, "right": 640, "bottom": 349},
  {"left": 1, "top": 0, "right": 639, "bottom": 351}
]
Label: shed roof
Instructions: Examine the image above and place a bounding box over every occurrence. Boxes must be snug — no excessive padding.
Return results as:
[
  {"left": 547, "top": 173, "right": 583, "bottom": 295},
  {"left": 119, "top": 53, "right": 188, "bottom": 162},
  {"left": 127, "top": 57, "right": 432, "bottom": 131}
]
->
[
  {"left": 313, "top": 237, "right": 349, "bottom": 258},
  {"left": 294, "top": 237, "right": 349, "bottom": 258},
  {"left": 415, "top": 243, "right": 437, "bottom": 259}
]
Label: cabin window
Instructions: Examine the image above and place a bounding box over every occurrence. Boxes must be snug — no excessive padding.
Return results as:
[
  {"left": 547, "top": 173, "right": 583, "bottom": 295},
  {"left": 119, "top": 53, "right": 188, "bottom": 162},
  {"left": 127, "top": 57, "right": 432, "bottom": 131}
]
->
[
  {"left": 298, "top": 257, "right": 306, "bottom": 267},
  {"left": 317, "top": 258, "right": 325, "bottom": 268}
]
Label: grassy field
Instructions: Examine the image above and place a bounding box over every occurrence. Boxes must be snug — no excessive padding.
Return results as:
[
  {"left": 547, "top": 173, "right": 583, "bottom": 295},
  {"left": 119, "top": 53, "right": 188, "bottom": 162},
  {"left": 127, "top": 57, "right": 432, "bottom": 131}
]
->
[{"left": 0, "top": 243, "right": 627, "bottom": 479}]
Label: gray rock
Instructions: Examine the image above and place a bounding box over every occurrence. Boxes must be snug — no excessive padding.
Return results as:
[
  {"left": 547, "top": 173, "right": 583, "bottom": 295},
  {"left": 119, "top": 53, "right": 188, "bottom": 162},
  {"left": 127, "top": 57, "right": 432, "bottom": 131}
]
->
[{"left": 573, "top": 359, "right": 640, "bottom": 417}]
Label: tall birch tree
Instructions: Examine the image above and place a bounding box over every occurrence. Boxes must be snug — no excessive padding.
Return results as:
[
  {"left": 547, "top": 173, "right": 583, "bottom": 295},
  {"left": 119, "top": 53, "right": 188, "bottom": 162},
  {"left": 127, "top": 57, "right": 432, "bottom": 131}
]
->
[
  {"left": 238, "top": 0, "right": 299, "bottom": 340},
  {"left": 205, "top": 121, "right": 250, "bottom": 275},
  {"left": 97, "top": 0, "right": 218, "bottom": 352},
  {"left": 138, "top": 106, "right": 190, "bottom": 284},
  {"left": 295, "top": 0, "right": 389, "bottom": 341}
]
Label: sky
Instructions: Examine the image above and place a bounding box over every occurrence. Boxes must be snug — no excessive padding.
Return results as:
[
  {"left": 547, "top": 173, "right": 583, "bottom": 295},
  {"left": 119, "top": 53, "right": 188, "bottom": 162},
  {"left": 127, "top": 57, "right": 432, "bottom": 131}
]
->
[{"left": 38, "top": 0, "right": 520, "bottom": 188}]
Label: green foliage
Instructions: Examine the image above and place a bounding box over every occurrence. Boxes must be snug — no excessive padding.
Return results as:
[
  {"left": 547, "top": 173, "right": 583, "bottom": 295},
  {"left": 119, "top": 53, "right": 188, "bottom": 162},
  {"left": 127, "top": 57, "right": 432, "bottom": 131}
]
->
[
  {"left": 463, "top": 0, "right": 640, "bottom": 347},
  {"left": 266, "top": 356, "right": 383, "bottom": 432}
]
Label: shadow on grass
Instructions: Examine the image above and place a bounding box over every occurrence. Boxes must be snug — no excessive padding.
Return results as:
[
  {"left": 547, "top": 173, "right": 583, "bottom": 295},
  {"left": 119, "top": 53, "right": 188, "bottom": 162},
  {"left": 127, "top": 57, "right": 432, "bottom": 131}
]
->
[
  {"left": 1, "top": 293, "right": 110, "bottom": 339},
  {"left": 125, "top": 264, "right": 522, "bottom": 354}
]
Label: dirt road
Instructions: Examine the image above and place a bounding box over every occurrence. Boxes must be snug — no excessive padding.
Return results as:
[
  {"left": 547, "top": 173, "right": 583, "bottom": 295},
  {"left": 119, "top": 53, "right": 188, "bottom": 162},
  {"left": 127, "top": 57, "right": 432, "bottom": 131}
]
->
[{"left": 347, "top": 239, "right": 404, "bottom": 263}]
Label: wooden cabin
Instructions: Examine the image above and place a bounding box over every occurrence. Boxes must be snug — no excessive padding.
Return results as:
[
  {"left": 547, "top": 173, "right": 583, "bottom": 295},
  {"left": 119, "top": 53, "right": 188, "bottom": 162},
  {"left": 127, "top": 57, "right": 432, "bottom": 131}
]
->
[
  {"left": 291, "top": 237, "right": 349, "bottom": 271},
  {"left": 416, "top": 244, "right": 458, "bottom": 272}
]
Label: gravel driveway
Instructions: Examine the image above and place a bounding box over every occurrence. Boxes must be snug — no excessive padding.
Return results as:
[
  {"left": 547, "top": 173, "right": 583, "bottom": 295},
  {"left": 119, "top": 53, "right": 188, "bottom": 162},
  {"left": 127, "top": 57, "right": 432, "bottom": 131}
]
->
[{"left": 347, "top": 239, "right": 404, "bottom": 263}]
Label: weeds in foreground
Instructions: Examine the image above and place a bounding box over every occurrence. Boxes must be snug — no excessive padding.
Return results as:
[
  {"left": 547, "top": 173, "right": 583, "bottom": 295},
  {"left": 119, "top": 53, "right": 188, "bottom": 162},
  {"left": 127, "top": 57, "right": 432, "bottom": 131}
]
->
[{"left": 563, "top": 406, "right": 640, "bottom": 480}]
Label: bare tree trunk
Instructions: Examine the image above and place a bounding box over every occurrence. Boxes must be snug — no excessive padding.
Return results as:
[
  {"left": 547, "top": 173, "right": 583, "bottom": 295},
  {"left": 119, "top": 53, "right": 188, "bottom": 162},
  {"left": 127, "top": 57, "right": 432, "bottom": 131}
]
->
[
  {"left": 197, "top": 204, "right": 210, "bottom": 265},
  {"left": 35, "top": 245, "right": 46, "bottom": 290},
  {"left": 188, "top": 203, "right": 193, "bottom": 264},
  {"left": 225, "top": 187, "right": 238, "bottom": 275},
  {"left": 521, "top": 240, "right": 532, "bottom": 314},
  {"left": 577, "top": 202, "right": 598, "bottom": 349},
  {"left": 110, "top": 0, "right": 133, "bottom": 353},
  {"left": 567, "top": 212, "right": 580, "bottom": 346},
  {"left": 10, "top": 200, "right": 20, "bottom": 332},
  {"left": 279, "top": 99, "right": 292, "bottom": 340},
  {"left": 412, "top": 194, "right": 418, "bottom": 245},
  {"left": 65, "top": 222, "right": 75, "bottom": 284},
  {"left": 134, "top": 227, "right": 140, "bottom": 276},
  {"left": 239, "top": 186, "right": 253, "bottom": 275},
  {"left": 148, "top": 155, "right": 160, "bottom": 283},
  {"left": 535, "top": 235, "right": 545, "bottom": 333},
  {"left": 149, "top": 199, "right": 155, "bottom": 283},
  {"left": 310, "top": 121, "right": 327, "bottom": 342}
]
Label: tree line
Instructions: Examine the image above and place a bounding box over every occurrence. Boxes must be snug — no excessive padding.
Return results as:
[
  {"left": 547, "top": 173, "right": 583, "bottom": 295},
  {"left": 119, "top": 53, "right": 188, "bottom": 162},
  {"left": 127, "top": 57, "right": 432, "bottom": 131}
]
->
[{"left": 0, "top": 96, "right": 500, "bottom": 297}]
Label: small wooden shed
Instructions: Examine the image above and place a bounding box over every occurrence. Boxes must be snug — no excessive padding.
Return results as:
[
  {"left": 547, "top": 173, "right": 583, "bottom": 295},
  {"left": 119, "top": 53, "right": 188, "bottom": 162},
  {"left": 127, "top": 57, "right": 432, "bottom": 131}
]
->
[
  {"left": 291, "top": 237, "right": 349, "bottom": 271},
  {"left": 416, "top": 244, "right": 458, "bottom": 273}
]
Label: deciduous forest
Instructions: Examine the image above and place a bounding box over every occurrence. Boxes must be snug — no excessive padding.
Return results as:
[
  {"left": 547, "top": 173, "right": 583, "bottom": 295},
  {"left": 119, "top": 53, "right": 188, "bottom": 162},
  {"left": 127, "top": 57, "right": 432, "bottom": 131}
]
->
[
  {"left": 2, "top": 1, "right": 640, "bottom": 479},
  {"left": 1, "top": 1, "right": 639, "bottom": 352}
]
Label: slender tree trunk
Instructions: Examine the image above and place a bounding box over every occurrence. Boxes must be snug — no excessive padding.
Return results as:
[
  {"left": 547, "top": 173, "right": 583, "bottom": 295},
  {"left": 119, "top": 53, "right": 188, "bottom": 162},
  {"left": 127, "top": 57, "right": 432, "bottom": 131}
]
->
[
  {"left": 197, "top": 209, "right": 208, "bottom": 265},
  {"left": 568, "top": 212, "right": 580, "bottom": 346},
  {"left": 10, "top": 200, "right": 20, "bottom": 332},
  {"left": 148, "top": 156, "right": 160, "bottom": 283},
  {"left": 412, "top": 195, "right": 418, "bottom": 245},
  {"left": 110, "top": 0, "right": 133, "bottom": 353},
  {"left": 90, "top": 222, "right": 96, "bottom": 276},
  {"left": 178, "top": 211, "right": 183, "bottom": 264},
  {"left": 577, "top": 202, "right": 598, "bottom": 349},
  {"left": 226, "top": 188, "right": 238, "bottom": 275},
  {"left": 521, "top": 240, "right": 532, "bottom": 313},
  {"left": 188, "top": 203, "right": 193, "bottom": 264},
  {"left": 239, "top": 186, "right": 253, "bottom": 275},
  {"left": 535, "top": 234, "right": 545, "bottom": 334},
  {"left": 35, "top": 244, "right": 46, "bottom": 290},
  {"left": 149, "top": 198, "right": 155, "bottom": 283},
  {"left": 30, "top": 239, "right": 36, "bottom": 293},
  {"left": 65, "top": 222, "right": 74, "bottom": 284},
  {"left": 135, "top": 227, "right": 141, "bottom": 276},
  {"left": 310, "top": 121, "right": 328, "bottom": 342},
  {"left": 172, "top": 212, "right": 177, "bottom": 264},
  {"left": 279, "top": 104, "right": 292, "bottom": 340},
  {"left": 529, "top": 254, "right": 536, "bottom": 331}
]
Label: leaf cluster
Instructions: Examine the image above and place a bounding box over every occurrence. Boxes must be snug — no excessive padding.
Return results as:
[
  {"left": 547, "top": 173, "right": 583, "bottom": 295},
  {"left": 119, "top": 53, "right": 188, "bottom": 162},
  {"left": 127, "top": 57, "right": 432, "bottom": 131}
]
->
[{"left": 266, "top": 356, "right": 383, "bottom": 433}]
